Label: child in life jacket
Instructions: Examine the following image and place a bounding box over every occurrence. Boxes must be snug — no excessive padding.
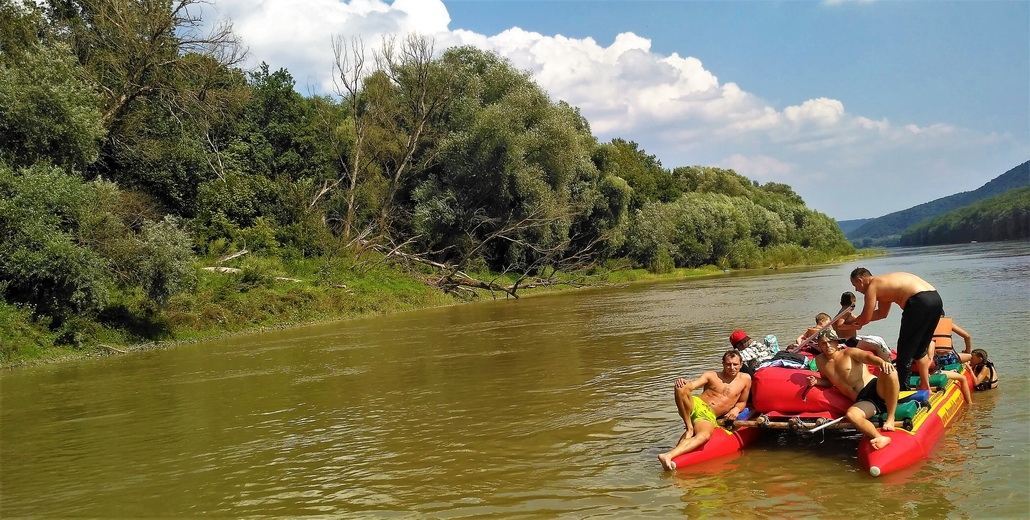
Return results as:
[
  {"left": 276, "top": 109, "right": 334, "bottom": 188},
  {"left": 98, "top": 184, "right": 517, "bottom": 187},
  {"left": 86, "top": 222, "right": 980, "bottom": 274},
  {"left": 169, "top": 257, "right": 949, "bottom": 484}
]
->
[{"left": 970, "top": 349, "right": 998, "bottom": 391}]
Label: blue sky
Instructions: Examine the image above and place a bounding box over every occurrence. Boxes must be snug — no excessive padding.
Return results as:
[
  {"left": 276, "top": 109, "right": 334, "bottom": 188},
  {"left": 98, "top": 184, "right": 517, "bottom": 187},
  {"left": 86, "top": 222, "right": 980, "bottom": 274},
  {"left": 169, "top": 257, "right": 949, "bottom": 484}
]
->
[{"left": 201, "top": 0, "right": 1029, "bottom": 221}]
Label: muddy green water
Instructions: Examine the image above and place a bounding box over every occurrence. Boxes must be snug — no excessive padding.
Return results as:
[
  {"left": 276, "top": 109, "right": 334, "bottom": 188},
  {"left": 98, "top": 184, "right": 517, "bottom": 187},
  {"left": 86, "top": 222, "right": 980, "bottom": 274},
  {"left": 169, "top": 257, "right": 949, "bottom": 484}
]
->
[{"left": 2, "top": 242, "right": 1027, "bottom": 518}]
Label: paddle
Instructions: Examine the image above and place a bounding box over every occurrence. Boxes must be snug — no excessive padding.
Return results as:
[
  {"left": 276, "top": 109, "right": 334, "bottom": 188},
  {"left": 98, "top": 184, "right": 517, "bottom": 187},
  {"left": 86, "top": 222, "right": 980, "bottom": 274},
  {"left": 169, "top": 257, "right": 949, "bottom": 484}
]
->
[
  {"left": 793, "top": 304, "right": 855, "bottom": 353},
  {"left": 806, "top": 416, "right": 845, "bottom": 433}
]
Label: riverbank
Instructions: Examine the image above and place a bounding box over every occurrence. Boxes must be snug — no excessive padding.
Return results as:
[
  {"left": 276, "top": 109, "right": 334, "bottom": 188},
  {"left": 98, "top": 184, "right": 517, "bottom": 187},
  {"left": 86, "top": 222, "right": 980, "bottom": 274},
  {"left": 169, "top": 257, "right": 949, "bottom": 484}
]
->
[{"left": 0, "top": 249, "right": 885, "bottom": 370}]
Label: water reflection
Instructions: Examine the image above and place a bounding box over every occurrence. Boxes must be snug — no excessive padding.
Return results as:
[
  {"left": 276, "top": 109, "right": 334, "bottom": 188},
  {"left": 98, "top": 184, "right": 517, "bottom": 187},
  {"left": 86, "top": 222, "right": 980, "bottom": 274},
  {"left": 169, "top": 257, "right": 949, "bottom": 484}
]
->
[{"left": 1, "top": 241, "right": 1027, "bottom": 517}]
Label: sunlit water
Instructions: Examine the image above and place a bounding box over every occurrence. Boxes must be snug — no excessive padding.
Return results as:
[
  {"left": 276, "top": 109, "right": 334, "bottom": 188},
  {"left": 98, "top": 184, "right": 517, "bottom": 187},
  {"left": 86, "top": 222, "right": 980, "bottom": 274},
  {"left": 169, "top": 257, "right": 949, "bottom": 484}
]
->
[{"left": 2, "top": 241, "right": 1027, "bottom": 518}]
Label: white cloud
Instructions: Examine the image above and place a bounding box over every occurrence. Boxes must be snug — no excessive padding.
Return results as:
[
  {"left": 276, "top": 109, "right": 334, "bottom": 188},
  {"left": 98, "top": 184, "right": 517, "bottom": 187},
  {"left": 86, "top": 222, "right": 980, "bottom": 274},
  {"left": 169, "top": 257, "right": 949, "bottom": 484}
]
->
[
  {"left": 199, "top": 0, "right": 1023, "bottom": 220},
  {"left": 721, "top": 155, "right": 795, "bottom": 179}
]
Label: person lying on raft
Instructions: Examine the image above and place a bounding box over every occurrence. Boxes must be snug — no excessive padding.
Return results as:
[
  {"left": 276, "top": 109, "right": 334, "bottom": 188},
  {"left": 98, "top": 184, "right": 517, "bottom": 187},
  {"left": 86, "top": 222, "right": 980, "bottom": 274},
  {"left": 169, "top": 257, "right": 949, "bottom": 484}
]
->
[
  {"left": 728, "top": 329, "right": 776, "bottom": 376},
  {"left": 791, "top": 313, "right": 833, "bottom": 356},
  {"left": 806, "top": 329, "right": 900, "bottom": 450},
  {"left": 658, "top": 350, "right": 751, "bottom": 470}
]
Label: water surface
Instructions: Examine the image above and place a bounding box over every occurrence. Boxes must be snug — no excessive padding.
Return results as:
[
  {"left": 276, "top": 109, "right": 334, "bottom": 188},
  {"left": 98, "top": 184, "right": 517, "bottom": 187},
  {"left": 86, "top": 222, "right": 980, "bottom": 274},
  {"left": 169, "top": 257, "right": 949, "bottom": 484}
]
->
[{"left": 2, "top": 241, "right": 1027, "bottom": 518}]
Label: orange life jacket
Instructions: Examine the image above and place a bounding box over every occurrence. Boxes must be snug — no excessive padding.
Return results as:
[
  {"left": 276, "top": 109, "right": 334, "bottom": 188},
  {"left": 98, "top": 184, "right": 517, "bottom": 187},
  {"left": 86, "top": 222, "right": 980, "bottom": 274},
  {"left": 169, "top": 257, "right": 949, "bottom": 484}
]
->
[{"left": 932, "top": 317, "right": 953, "bottom": 351}]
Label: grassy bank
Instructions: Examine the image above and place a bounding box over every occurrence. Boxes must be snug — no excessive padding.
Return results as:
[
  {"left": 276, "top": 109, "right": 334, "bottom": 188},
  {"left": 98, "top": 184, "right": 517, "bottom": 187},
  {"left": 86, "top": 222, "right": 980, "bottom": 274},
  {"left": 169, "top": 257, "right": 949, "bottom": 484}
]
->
[{"left": 0, "top": 248, "right": 886, "bottom": 369}]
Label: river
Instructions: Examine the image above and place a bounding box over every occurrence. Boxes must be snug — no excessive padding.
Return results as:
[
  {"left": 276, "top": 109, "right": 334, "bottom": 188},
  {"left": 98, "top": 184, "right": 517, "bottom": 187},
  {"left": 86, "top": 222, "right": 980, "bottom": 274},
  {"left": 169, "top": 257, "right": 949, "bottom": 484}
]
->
[{"left": 1, "top": 241, "right": 1027, "bottom": 518}]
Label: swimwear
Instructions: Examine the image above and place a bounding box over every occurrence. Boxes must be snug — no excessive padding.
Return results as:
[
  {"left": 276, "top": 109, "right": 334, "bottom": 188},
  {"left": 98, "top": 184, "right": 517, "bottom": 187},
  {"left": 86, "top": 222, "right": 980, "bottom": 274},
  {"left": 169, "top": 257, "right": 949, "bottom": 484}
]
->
[
  {"left": 855, "top": 378, "right": 888, "bottom": 415},
  {"left": 690, "top": 396, "right": 719, "bottom": 425},
  {"left": 895, "top": 290, "right": 943, "bottom": 390},
  {"left": 973, "top": 362, "right": 998, "bottom": 391},
  {"left": 933, "top": 350, "right": 960, "bottom": 371}
]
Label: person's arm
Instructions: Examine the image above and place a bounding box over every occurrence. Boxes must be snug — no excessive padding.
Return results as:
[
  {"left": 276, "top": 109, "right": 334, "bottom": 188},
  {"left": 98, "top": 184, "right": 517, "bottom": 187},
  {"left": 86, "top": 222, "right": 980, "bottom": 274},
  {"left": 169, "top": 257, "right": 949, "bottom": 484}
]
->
[
  {"left": 806, "top": 374, "right": 833, "bottom": 388},
  {"left": 952, "top": 323, "right": 973, "bottom": 353},
  {"left": 725, "top": 374, "right": 752, "bottom": 420},
  {"left": 851, "top": 349, "right": 895, "bottom": 375},
  {"left": 675, "top": 372, "right": 713, "bottom": 393},
  {"left": 833, "top": 318, "right": 861, "bottom": 335},
  {"left": 852, "top": 288, "right": 877, "bottom": 325},
  {"left": 974, "top": 365, "right": 991, "bottom": 385},
  {"left": 854, "top": 283, "right": 888, "bottom": 326}
]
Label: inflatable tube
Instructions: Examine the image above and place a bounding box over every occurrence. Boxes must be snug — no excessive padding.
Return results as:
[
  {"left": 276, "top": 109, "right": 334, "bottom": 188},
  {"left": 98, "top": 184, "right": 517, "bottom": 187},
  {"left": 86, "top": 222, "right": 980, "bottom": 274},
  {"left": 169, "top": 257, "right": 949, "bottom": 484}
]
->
[
  {"left": 858, "top": 375, "right": 967, "bottom": 477},
  {"left": 670, "top": 426, "right": 762, "bottom": 470},
  {"left": 752, "top": 367, "right": 851, "bottom": 414}
]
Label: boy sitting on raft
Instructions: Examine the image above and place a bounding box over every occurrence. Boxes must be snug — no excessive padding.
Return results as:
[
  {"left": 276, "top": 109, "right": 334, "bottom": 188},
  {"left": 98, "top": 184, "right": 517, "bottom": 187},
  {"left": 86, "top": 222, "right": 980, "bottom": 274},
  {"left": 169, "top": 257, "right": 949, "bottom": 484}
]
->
[
  {"left": 658, "top": 350, "right": 751, "bottom": 470},
  {"left": 793, "top": 312, "right": 892, "bottom": 364},
  {"left": 806, "top": 329, "right": 900, "bottom": 450}
]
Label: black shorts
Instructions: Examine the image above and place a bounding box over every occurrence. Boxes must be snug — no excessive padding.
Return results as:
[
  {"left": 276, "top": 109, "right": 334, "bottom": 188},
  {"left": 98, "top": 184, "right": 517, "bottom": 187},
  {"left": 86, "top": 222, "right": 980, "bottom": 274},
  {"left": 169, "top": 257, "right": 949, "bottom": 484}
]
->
[{"left": 855, "top": 378, "right": 887, "bottom": 415}]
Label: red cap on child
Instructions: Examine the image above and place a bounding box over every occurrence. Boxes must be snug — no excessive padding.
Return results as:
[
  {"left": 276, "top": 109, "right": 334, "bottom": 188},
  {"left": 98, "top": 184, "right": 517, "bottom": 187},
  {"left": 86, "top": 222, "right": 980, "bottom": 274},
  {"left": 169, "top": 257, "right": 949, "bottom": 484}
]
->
[{"left": 729, "top": 330, "right": 749, "bottom": 347}]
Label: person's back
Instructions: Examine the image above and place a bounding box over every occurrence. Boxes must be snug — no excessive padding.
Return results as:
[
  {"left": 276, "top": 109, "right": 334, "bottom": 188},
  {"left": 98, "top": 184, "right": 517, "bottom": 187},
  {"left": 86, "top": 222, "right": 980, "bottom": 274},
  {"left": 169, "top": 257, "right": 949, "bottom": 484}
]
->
[
  {"left": 858, "top": 271, "right": 936, "bottom": 309},
  {"left": 930, "top": 317, "right": 973, "bottom": 369}
]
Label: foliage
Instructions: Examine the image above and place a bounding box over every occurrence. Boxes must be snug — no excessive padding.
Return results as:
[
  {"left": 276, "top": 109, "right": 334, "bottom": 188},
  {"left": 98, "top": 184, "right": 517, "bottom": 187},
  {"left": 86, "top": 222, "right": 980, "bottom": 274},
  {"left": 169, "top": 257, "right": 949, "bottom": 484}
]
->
[
  {"left": 847, "top": 161, "right": 1029, "bottom": 244},
  {"left": 900, "top": 186, "right": 1030, "bottom": 245},
  {"left": 0, "top": 40, "right": 105, "bottom": 169},
  {"left": 0, "top": 162, "right": 197, "bottom": 335},
  {"left": 625, "top": 191, "right": 852, "bottom": 272},
  {"left": 410, "top": 46, "right": 604, "bottom": 272},
  {"left": 593, "top": 138, "right": 679, "bottom": 209},
  {"left": 0, "top": 163, "right": 113, "bottom": 322},
  {"left": 0, "top": 5, "right": 871, "bottom": 364},
  {"left": 0, "top": 300, "right": 55, "bottom": 363}
]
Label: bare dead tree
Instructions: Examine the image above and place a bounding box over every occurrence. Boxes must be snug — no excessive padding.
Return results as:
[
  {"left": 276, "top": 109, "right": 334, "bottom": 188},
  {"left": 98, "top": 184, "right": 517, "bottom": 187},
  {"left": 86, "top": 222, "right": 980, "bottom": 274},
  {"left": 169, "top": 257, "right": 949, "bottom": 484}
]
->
[
  {"left": 82, "top": 0, "right": 246, "bottom": 127},
  {"left": 371, "top": 34, "right": 453, "bottom": 237},
  {"left": 311, "top": 35, "right": 374, "bottom": 242},
  {"left": 372, "top": 207, "right": 620, "bottom": 299}
]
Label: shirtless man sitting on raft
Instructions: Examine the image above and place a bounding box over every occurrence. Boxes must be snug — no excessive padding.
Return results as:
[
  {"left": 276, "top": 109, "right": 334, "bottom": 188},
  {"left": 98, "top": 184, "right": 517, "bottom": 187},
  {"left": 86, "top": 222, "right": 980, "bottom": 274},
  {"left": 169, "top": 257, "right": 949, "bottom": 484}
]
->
[
  {"left": 806, "top": 329, "right": 900, "bottom": 450},
  {"left": 658, "top": 350, "right": 751, "bottom": 470}
]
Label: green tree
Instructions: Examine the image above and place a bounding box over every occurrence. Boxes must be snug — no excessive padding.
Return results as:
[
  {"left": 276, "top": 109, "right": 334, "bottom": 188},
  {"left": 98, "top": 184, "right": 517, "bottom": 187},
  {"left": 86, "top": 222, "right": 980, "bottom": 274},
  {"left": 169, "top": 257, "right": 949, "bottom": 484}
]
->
[
  {"left": 0, "top": 41, "right": 105, "bottom": 170},
  {"left": 0, "top": 163, "right": 113, "bottom": 323},
  {"left": 595, "top": 139, "right": 680, "bottom": 209},
  {"left": 414, "top": 46, "right": 603, "bottom": 273},
  {"left": 40, "top": 0, "right": 248, "bottom": 213}
]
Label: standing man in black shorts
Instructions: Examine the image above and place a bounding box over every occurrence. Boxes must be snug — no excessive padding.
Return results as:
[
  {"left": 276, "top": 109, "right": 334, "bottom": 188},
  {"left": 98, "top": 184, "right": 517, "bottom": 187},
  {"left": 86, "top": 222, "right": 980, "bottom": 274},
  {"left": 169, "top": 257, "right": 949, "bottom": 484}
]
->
[{"left": 849, "top": 267, "right": 943, "bottom": 391}]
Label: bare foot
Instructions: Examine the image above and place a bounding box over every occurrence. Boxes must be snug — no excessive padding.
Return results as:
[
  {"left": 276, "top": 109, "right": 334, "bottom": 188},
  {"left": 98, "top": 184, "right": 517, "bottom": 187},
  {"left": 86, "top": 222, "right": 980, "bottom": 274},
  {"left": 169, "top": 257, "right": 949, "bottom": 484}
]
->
[
  {"left": 658, "top": 453, "right": 677, "bottom": 470},
  {"left": 882, "top": 417, "right": 895, "bottom": 431},
  {"left": 870, "top": 436, "right": 892, "bottom": 450}
]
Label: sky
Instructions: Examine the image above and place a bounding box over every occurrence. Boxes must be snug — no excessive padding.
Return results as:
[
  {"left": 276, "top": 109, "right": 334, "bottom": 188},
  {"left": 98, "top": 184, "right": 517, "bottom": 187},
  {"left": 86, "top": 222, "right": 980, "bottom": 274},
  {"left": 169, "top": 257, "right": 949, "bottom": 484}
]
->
[{"left": 197, "top": 0, "right": 1030, "bottom": 221}]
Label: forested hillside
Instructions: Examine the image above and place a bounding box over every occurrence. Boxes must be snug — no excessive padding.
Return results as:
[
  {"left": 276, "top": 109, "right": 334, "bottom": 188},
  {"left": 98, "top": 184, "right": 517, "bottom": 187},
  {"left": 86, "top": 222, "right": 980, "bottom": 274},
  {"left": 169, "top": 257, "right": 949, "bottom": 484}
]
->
[
  {"left": 835, "top": 218, "right": 872, "bottom": 235},
  {"left": 845, "top": 161, "right": 1030, "bottom": 247},
  {"left": 899, "top": 187, "right": 1030, "bottom": 246},
  {"left": 0, "top": 0, "right": 854, "bottom": 364}
]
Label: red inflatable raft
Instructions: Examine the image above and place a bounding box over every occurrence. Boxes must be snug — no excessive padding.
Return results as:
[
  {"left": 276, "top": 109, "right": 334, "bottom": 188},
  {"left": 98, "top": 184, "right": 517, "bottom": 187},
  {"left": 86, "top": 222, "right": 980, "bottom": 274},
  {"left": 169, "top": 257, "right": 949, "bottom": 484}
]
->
[
  {"left": 667, "top": 365, "right": 972, "bottom": 477},
  {"left": 746, "top": 365, "right": 972, "bottom": 477}
]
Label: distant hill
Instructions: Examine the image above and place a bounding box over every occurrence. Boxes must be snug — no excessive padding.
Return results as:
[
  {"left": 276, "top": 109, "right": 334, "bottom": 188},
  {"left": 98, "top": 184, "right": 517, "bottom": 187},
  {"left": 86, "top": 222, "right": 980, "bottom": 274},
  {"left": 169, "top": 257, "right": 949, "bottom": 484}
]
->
[
  {"left": 845, "top": 161, "right": 1030, "bottom": 247},
  {"left": 836, "top": 218, "right": 873, "bottom": 235},
  {"left": 900, "top": 186, "right": 1030, "bottom": 245}
]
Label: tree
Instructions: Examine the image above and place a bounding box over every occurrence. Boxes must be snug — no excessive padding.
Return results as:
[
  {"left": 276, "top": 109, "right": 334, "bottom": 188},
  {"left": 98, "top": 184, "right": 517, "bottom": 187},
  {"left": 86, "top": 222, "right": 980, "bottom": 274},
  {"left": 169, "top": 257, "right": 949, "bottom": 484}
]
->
[
  {"left": 41, "top": 0, "right": 248, "bottom": 213},
  {"left": 321, "top": 34, "right": 452, "bottom": 242},
  {"left": 0, "top": 163, "right": 113, "bottom": 323},
  {"left": 0, "top": 41, "right": 105, "bottom": 170},
  {"left": 594, "top": 139, "right": 680, "bottom": 209}
]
